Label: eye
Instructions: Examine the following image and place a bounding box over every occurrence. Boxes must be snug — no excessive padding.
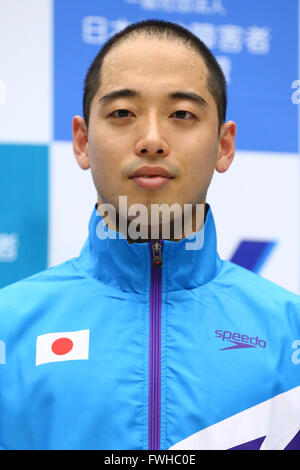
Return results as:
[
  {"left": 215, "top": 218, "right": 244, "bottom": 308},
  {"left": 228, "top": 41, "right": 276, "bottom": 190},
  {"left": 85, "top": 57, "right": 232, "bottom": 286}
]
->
[
  {"left": 171, "top": 110, "right": 195, "bottom": 120},
  {"left": 110, "top": 109, "right": 135, "bottom": 118}
]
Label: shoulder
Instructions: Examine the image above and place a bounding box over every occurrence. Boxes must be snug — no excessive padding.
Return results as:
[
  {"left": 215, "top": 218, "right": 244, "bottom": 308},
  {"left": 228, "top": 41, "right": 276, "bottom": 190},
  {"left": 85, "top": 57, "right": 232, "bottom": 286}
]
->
[
  {"left": 212, "top": 260, "right": 300, "bottom": 339},
  {"left": 1, "top": 257, "right": 83, "bottom": 293},
  {"left": 216, "top": 259, "right": 300, "bottom": 309},
  {"left": 0, "top": 257, "right": 87, "bottom": 323}
]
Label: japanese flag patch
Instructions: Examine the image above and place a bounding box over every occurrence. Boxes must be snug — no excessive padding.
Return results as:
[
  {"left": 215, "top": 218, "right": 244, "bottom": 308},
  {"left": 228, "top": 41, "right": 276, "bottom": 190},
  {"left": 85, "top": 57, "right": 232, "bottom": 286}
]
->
[{"left": 36, "top": 329, "right": 90, "bottom": 366}]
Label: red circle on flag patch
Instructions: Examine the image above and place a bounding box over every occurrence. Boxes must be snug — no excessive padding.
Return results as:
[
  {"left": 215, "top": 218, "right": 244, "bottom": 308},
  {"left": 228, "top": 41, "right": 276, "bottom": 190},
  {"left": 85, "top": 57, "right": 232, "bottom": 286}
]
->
[{"left": 51, "top": 337, "right": 73, "bottom": 355}]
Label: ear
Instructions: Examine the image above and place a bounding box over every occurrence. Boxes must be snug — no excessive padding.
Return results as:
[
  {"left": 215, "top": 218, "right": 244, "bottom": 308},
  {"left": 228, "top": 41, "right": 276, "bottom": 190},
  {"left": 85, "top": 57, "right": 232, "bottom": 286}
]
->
[
  {"left": 72, "top": 115, "right": 90, "bottom": 170},
  {"left": 215, "top": 121, "right": 237, "bottom": 173}
]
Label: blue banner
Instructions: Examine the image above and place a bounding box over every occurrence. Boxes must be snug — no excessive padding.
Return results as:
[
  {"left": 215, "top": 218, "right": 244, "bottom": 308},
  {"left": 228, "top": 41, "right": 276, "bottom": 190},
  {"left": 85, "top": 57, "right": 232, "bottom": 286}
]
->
[
  {"left": 54, "top": 0, "right": 298, "bottom": 152},
  {"left": 0, "top": 145, "right": 48, "bottom": 288}
]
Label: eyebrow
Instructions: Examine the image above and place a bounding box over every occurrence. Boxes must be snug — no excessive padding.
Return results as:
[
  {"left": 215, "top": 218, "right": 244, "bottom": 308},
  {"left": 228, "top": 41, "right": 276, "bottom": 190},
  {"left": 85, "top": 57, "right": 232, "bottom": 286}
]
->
[
  {"left": 98, "top": 88, "right": 208, "bottom": 107},
  {"left": 168, "top": 91, "right": 207, "bottom": 107},
  {"left": 99, "top": 88, "right": 138, "bottom": 104}
]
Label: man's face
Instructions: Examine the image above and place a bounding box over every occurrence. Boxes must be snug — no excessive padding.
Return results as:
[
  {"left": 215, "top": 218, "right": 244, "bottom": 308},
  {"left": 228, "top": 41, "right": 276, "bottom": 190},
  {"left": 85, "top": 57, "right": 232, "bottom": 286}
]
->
[{"left": 74, "top": 34, "right": 236, "bottom": 226}]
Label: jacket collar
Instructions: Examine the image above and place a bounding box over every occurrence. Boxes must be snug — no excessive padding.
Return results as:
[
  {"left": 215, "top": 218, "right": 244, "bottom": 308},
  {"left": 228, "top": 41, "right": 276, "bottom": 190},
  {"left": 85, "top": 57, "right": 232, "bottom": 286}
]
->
[{"left": 78, "top": 203, "right": 222, "bottom": 293}]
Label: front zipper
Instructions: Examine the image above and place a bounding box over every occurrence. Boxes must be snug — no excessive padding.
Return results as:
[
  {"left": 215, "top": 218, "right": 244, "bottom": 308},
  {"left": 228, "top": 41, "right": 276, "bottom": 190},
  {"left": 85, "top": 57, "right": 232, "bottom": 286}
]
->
[
  {"left": 148, "top": 240, "right": 163, "bottom": 450},
  {"left": 151, "top": 241, "right": 163, "bottom": 268}
]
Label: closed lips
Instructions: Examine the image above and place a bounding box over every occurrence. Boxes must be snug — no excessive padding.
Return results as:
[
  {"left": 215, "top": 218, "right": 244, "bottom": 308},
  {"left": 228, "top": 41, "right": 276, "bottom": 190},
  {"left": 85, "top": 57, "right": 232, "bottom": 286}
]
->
[
  {"left": 130, "top": 166, "right": 174, "bottom": 189},
  {"left": 130, "top": 166, "right": 173, "bottom": 178}
]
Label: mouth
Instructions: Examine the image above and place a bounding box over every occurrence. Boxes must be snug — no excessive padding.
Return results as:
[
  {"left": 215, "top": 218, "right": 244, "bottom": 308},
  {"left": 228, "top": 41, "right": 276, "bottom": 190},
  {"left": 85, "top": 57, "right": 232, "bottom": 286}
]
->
[{"left": 130, "top": 165, "right": 174, "bottom": 189}]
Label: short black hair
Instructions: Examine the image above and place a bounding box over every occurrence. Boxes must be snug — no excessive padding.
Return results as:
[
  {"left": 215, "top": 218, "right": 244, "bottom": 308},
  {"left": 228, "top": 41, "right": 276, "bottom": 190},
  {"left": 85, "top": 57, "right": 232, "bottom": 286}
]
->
[{"left": 83, "top": 19, "right": 227, "bottom": 131}]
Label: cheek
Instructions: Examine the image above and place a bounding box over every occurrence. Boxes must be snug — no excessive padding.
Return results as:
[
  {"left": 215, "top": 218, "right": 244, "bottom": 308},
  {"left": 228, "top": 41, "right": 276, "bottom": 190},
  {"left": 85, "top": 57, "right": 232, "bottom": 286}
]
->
[
  {"left": 88, "top": 150, "right": 111, "bottom": 198},
  {"left": 184, "top": 152, "right": 216, "bottom": 181},
  {"left": 88, "top": 138, "right": 112, "bottom": 178},
  {"left": 181, "top": 143, "right": 218, "bottom": 196}
]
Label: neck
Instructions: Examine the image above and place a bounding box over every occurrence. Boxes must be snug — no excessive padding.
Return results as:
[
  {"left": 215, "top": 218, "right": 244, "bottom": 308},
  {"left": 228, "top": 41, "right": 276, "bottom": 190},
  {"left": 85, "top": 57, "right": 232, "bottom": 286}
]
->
[
  {"left": 79, "top": 202, "right": 220, "bottom": 292},
  {"left": 96, "top": 199, "right": 207, "bottom": 243}
]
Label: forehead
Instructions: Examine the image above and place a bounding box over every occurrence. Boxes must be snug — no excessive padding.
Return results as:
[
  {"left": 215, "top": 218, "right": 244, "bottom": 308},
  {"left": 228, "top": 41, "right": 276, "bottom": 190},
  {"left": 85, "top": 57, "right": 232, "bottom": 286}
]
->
[{"left": 98, "top": 34, "right": 210, "bottom": 99}]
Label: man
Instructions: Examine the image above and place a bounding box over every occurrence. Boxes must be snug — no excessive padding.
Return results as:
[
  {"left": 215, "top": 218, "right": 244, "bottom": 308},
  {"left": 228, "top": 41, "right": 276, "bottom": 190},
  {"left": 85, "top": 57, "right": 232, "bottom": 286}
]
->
[{"left": 0, "top": 20, "right": 299, "bottom": 450}]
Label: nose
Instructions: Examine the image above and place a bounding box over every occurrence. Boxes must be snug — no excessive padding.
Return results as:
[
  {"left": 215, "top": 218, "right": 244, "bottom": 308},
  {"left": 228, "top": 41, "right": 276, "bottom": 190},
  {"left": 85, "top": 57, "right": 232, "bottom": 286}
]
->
[{"left": 134, "top": 115, "right": 169, "bottom": 158}]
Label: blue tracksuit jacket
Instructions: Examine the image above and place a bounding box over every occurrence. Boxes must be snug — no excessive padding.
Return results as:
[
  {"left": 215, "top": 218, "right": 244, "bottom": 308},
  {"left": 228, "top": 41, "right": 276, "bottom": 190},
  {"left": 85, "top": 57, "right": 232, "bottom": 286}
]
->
[{"left": 0, "top": 204, "right": 299, "bottom": 450}]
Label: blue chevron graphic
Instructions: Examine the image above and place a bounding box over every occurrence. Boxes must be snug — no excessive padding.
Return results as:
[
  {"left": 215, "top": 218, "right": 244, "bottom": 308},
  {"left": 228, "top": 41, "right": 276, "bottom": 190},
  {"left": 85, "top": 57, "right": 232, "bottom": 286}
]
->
[{"left": 230, "top": 240, "right": 277, "bottom": 273}]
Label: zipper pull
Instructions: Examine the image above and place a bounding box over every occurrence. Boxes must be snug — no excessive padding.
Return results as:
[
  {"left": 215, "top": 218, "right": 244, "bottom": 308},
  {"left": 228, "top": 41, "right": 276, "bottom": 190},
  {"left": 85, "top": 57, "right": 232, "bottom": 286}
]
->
[{"left": 152, "top": 241, "right": 163, "bottom": 268}]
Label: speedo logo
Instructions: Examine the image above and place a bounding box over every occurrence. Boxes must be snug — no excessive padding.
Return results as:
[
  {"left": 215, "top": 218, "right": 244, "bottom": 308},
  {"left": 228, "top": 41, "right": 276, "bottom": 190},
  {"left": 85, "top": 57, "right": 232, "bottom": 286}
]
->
[{"left": 215, "top": 329, "right": 267, "bottom": 350}]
